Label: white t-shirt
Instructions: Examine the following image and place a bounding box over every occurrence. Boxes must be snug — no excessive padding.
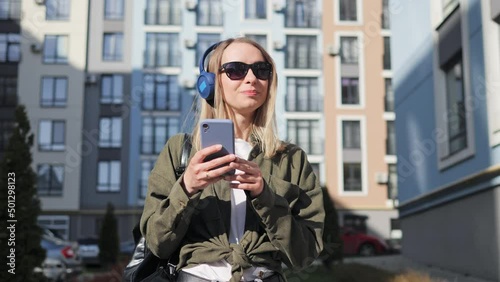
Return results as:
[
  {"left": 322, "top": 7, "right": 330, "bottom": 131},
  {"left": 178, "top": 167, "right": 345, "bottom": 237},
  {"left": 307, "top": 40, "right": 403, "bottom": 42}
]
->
[{"left": 183, "top": 139, "right": 273, "bottom": 281}]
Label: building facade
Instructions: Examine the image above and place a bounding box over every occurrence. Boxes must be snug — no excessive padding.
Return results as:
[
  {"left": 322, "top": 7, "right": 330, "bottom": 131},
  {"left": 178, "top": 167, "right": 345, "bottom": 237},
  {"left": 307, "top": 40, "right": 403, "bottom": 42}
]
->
[
  {"left": 392, "top": 0, "right": 500, "bottom": 280},
  {"left": 18, "top": 0, "right": 89, "bottom": 239},
  {"left": 15, "top": 0, "right": 325, "bottom": 243},
  {"left": 0, "top": 0, "right": 21, "bottom": 160},
  {"left": 322, "top": 0, "right": 398, "bottom": 242}
]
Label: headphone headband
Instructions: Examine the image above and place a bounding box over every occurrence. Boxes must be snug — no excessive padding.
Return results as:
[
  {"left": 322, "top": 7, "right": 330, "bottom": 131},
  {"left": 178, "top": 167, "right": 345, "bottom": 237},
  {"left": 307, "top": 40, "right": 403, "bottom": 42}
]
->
[{"left": 197, "top": 42, "right": 221, "bottom": 107}]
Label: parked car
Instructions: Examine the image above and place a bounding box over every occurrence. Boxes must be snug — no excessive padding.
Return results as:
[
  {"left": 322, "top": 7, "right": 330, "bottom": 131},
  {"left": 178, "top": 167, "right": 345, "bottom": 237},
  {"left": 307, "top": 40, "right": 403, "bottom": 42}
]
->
[
  {"left": 341, "top": 227, "right": 388, "bottom": 256},
  {"left": 120, "top": 240, "right": 136, "bottom": 256},
  {"left": 38, "top": 235, "right": 83, "bottom": 281},
  {"left": 77, "top": 237, "right": 100, "bottom": 265}
]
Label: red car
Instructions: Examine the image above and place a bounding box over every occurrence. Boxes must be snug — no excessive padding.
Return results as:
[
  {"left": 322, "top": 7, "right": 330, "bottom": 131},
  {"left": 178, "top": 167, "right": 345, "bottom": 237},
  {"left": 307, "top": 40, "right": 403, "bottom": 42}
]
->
[{"left": 341, "top": 227, "right": 388, "bottom": 256}]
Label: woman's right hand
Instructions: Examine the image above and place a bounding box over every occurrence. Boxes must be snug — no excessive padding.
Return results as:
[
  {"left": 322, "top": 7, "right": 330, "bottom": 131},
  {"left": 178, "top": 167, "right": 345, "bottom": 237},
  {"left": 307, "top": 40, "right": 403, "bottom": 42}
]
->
[{"left": 181, "top": 144, "right": 237, "bottom": 196}]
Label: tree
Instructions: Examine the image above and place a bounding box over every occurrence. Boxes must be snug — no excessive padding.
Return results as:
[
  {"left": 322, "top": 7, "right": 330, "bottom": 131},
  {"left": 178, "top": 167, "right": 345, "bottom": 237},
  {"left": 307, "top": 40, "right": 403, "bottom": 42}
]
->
[
  {"left": 99, "top": 202, "right": 119, "bottom": 267},
  {"left": 0, "top": 105, "right": 46, "bottom": 282},
  {"left": 320, "top": 186, "right": 344, "bottom": 268}
]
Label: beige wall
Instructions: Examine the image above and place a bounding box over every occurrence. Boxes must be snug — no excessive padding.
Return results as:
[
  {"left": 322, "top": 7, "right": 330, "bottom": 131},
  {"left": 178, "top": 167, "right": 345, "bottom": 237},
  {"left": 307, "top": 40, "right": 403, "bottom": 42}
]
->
[
  {"left": 323, "top": 0, "right": 393, "bottom": 211},
  {"left": 19, "top": 0, "right": 89, "bottom": 211},
  {"left": 87, "top": 0, "right": 133, "bottom": 72}
]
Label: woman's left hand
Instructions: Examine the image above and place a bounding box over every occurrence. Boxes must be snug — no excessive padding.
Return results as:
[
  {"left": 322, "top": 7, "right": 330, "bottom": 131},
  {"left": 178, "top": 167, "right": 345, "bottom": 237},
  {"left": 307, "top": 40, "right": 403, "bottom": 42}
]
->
[{"left": 224, "top": 158, "right": 264, "bottom": 198}]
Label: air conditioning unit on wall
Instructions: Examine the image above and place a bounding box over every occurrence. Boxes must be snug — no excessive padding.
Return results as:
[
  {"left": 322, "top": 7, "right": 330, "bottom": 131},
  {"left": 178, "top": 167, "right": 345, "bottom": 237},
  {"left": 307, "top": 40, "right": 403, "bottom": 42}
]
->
[
  {"left": 327, "top": 44, "right": 340, "bottom": 57},
  {"left": 273, "top": 41, "right": 285, "bottom": 50},
  {"left": 30, "top": 43, "right": 43, "bottom": 53},
  {"left": 86, "top": 74, "right": 98, "bottom": 84},
  {"left": 185, "top": 0, "right": 197, "bottom": 11},
  {"left": 375, "top": 172, "right": 389, "bottom": 184},
  {"left": 184, "top": 39, "right": 196, "bottom": 49}
]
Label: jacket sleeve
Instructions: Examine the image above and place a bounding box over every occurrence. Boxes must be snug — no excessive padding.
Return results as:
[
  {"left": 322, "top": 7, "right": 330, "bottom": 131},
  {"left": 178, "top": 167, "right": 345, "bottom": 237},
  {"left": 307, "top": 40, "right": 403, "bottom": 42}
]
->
[
  {"left": 250, "top": 146, "right": 325, "bottom": 270},
  {"left": 139, "top": 134, "right": 202, "bottom": 259}
]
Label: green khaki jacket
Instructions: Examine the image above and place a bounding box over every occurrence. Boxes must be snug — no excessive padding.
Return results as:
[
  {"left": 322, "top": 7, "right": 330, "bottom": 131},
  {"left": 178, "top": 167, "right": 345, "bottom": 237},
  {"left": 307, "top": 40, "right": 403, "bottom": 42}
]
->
[{"left": 140, "top": 134, "right": 324, "bottom": 282}]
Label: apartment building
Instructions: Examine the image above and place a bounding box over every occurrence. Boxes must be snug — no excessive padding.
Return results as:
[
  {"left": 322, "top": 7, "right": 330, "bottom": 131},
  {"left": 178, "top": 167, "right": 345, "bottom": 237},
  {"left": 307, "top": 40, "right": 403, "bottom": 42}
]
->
[
  {"left": 392, "top": 0, "right": 500, "bottom": 280},
  {"left": 322, "top": 0, "right": 398, "bottom": 241},
  {"left": 0, "top": 0, "right": 21, "bottom": 160},
  {"left": 18, "top": 0, "right": 88, "bottom": 239},
  {"left": 12, "top": 0, "right": 324, "bottom": 242}
]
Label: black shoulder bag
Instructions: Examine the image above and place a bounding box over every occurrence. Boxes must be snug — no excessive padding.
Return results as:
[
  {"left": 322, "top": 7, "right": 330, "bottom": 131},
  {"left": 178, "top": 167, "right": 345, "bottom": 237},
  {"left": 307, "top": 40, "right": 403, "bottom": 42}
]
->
[{"left": 123, "top": 134, "right": 192, "bottom": 282}]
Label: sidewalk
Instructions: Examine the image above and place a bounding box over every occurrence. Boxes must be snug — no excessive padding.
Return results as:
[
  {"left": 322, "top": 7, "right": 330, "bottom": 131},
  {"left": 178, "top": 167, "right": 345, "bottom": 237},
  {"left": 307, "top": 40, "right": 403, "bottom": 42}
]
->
[{"left": 343, "top": 255, "right": 496, "bottom": 282}]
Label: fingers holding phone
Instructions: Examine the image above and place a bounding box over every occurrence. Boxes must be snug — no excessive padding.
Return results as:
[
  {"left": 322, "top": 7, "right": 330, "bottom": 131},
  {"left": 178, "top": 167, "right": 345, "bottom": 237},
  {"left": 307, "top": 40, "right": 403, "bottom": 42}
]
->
[{"left": 182, "top": 144, "right": 236, "bottom": 196}]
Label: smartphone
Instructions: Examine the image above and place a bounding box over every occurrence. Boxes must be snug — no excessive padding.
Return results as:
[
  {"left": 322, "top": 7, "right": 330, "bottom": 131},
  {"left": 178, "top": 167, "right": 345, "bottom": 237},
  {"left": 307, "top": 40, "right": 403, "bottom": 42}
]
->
[{"left": 200, "top": 119, "right": 235, "bottom": 175}]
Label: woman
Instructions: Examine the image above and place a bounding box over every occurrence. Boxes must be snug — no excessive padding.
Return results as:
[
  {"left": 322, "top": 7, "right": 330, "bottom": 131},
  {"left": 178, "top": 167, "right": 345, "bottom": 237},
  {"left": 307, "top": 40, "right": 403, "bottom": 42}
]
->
[{"left": 140, "top": 37, "right": 324, "bottom": 282}]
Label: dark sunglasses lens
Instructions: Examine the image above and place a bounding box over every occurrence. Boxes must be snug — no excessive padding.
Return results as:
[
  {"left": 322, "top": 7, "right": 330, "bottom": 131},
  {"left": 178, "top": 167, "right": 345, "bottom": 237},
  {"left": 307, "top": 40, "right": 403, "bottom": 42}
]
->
[
  {"left": 253, "top": 63, "right": 272, "bottom": 80},
  {"left": 225, "top": 63, "right": 248, "bottom": 80}
]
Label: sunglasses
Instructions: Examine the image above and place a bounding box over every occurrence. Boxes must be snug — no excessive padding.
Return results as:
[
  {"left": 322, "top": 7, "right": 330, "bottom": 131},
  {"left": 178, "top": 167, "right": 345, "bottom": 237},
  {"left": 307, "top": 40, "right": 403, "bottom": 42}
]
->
[{"left": 219, "top": 61, "right": 273, "bottom": 80}]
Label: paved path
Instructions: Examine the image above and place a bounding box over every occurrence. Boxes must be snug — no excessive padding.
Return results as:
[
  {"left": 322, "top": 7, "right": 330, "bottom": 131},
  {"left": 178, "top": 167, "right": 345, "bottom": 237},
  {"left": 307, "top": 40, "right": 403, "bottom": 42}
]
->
[{"left": 343, "top": 255, "right": 496, "bottom": 282}]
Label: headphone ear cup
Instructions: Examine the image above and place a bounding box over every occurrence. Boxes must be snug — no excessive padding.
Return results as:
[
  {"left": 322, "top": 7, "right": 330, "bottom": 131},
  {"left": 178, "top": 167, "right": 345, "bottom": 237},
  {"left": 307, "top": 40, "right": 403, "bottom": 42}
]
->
[{"left": 197, "top": 70, "right": 216, "bottom": 101}]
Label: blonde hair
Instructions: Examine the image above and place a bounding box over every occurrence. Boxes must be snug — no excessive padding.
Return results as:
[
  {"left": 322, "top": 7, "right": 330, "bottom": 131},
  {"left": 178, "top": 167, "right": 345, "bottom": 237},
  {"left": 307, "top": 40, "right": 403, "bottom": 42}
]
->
[{"left": 191, "top": 37, "right": 281, "bottom": 158}]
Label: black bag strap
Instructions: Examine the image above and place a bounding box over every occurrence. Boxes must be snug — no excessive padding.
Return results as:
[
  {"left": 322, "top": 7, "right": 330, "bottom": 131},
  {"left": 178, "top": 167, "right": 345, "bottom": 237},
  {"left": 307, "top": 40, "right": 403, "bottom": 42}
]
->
[{"left": 175, "top": 133, "right": 192, "bottom": 179}]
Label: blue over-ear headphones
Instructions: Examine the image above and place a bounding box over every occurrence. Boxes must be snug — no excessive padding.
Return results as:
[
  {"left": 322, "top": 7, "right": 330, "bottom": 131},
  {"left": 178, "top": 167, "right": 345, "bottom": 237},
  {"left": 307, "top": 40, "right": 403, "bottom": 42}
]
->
[{"left": 197, "top": 42, "right": 220, "bottom": 107}]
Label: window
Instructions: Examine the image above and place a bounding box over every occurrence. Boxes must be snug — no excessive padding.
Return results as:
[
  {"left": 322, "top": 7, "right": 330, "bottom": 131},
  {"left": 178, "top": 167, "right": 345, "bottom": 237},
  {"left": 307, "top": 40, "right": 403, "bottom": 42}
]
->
[
  {"left": 286, "top": 35, "right": 318, "bottom": 69},
  {"left": 444, "top": 56, "right": 467, "bottom": 155},
  {"left": 340, "top": 36, "right": 358, "bottom": 64},
  {"left": 245, "top": 0, "right": 266, "bottom": 19},
  {"left": 383, "top": 36, "right": 391, "bottom": 70},
  {"left": 46, "top": 0, "right": 70, "bottom": 20},
  {"left": 104, "top": 0, "right": 124, "bottom": 20},
  {"left": 342, "top": 120, "right": 360, "bottom": 149},
  {"left": 245, "top": 34, "right": 267, "bottom": 48},
  {"left": 0, "top": 33, "right": 20, "bottom": 63},
  {"left": 144, "top": 33, "right": 180, "bottom": 67},
  {"left": 41, "top": 77, "right": 67, "bottom": 107},
  {"left": 103, "top": 33, "right": 123, "bottom": 61},
  {"left": 43, "top": 35, "right": 68, "bottom": 64},
  {"left": 286, "top": 77, "right": 320, "bottom": 112},
  {"left": 142, "top": 74, "right": 180, "bottom": 110},
  {"left": 0, "top": 120, "right": 14, "bottom": 151},
  {"left": 97, "top": 161, "right": 121, "bottom": 192},
  {"left": 0, "top": 0, "right": 21, "bottom": 20},
  {"left": 382, "top": 0, "right": 390, "bottom": 29},
  {"left": 285, "top": 0, "right": 319, "bottom": 28},
  {"left": 386, "top": 121, "right": 395, "bottom": 155},
  {"left": 145, "top": 0, "right": 181, "bottom": 25},
  {"left": 339, "top": 0, "right": 357, "bottom": 22},
  {"left": 100, "top": 74, "right": 123, "bottom": 104},
  {"left": 38, "top": 120, "right": 65, "bottom": 151},
  {"left": 287, "top": 119, "right": 322, "bottom": 155},
  {"left": 140, "top": 160, "right": 155, "bottom": 198},
  {"left": 341, "top": 77, "right": 359, "bottom": 105},
  {"left": 387, "top": 164, "right": 397, "bottom": 200},
  {"left": 99, "top": 117, "right": 122, "bottom": 148},
  {"left": 141, "top": 116, "right": 179, "bottom": 154},
  {"left": 197, "top": 0, "right": 222, "bottom": 26},
  {"left": 384, "top": 78, "right": 394, "bottom": 112},
  {"left": 195, "top": 33, "right": 220, "bottom": 67},
  {"left": 37, "top": 164, "right": 64, "bottom": 196},
  {"left": 343, "top": 163, "right": 362, "bottom": 192},
  {"left": 0, "top": 76, "right": 17, "bottom": 106}
]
